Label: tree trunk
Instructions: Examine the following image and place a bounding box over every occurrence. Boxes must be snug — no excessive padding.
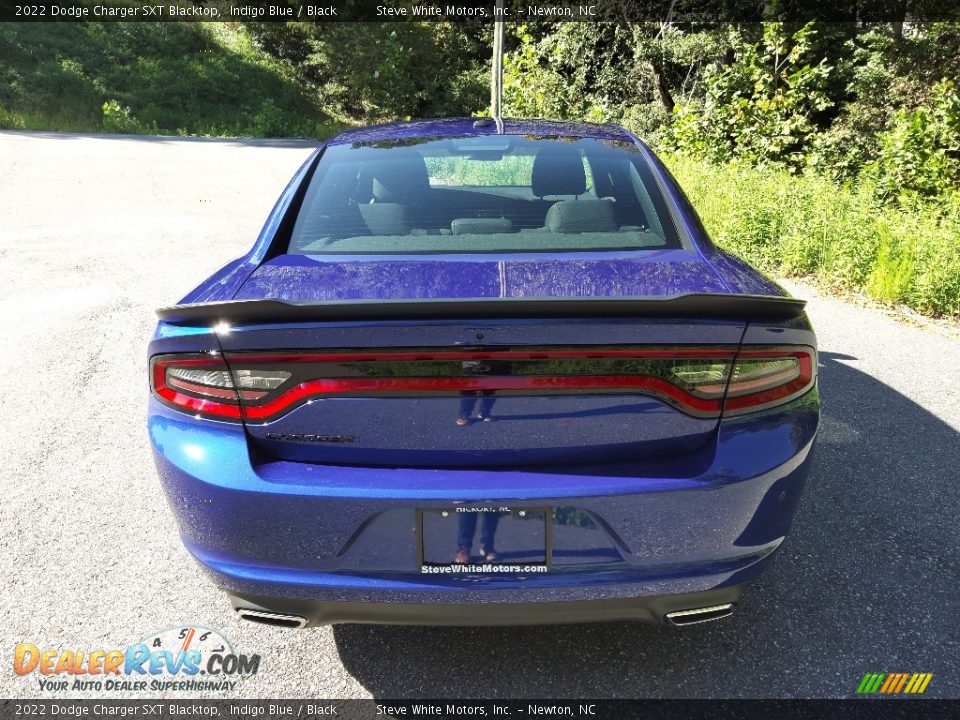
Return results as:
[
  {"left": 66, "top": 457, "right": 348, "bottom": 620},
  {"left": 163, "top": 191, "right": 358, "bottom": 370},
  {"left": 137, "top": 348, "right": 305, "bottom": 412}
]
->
[{"left": 648, "top": 57, "right": 675, "bottom": 114}]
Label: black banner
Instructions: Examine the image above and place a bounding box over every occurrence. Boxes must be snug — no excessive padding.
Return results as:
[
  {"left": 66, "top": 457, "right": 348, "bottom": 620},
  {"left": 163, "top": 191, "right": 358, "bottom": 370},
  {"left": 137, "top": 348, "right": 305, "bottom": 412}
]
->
[
  {"left": 1, "top": 700, "right": 958, "bottom": 720},
  {"left": 2, "top": 0, "right": 960, "bottom": 23}
]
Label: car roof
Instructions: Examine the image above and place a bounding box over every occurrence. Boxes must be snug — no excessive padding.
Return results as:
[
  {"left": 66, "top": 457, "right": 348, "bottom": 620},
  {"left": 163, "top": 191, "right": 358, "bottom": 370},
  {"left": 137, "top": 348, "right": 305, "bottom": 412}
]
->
[{"left": 326, "top": 118, "right": 636, "bottom": 146}]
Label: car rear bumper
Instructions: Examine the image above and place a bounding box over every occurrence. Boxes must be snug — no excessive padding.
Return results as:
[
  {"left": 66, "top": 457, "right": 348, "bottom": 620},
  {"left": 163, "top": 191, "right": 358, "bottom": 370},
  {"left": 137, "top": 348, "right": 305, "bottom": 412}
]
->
[
  {"left": 228, "top": 586, "right": 743, "bottom": 627},
  {"left": 148, "top": 389, "right": 818, "bottom": 624}
]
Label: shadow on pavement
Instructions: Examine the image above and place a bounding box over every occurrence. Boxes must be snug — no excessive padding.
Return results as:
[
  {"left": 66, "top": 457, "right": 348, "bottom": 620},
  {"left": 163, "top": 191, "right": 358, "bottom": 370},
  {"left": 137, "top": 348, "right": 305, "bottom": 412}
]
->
[{"left": 332, "top": 352, "right": 959, "bottom": 698}]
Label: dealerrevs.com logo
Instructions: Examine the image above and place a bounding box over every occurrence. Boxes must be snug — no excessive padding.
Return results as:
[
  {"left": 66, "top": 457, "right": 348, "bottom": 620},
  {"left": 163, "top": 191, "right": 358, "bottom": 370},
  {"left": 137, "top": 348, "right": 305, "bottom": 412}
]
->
[{"left": 14, "top": 626, "right": 260, "bottom": 693}]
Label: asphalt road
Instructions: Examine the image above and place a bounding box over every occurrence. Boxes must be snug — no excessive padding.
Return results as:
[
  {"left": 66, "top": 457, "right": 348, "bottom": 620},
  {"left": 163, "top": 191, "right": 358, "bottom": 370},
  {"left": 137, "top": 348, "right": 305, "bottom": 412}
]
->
[{"left": 1, "top": 131, "right": 958, "bottom": 700}]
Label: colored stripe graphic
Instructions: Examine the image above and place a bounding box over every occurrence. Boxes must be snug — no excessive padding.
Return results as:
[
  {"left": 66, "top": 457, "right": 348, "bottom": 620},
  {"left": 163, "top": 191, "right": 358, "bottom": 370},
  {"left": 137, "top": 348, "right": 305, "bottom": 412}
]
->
[
  {"left": 857, "top": 672, "right": 932, "bottom": 694},
  {"left": 857, "top": 674, "right": 885, "bottom": 694},
  {"left": 880, "top": 674, "right": 897, "bottom": 693}
]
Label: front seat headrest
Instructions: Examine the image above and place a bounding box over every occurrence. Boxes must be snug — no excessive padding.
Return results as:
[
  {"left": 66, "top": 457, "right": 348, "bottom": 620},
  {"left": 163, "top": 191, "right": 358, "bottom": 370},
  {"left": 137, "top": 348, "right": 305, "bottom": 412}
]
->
[
  {"left": 531, "top": 147, "right": 587, "bottom": 197},
  {"left": 360, "top": 152, "right": 430, "bottom": 203}
]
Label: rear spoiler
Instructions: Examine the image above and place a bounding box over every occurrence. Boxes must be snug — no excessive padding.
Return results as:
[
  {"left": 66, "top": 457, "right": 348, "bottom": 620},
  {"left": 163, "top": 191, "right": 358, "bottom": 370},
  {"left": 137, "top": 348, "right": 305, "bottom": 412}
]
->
[{"left": 156, "top": 294, "right": 806, "bottom": 326}]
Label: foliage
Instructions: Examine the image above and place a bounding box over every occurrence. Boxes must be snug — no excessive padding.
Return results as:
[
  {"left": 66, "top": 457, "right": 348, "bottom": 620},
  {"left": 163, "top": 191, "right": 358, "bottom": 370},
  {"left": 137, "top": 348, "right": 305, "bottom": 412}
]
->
[
  {"left": 502, "top": 22, "right": 726, "bottom": 142},
  {"left": 0, "top": 22, "right": 339, "bottom": 137},
  {"left": 670, "top": 23, "right": 834, "bottom": 170},
  {"left": 805, "top": 24, "right": 960, "bottom": 182},
  {"left": 424, "top": 155, "right": 534, "bottom": 186},
  {"left": 503, "top": 23, "right": 627, "bottom": 124},
  {"left": 247, "top": 21, "right": 488, "bottom": 124},
  {"left": 501, "top": 19, "right": 960, "bottom": 200},
  {"left": 668, "top": 156, "right": 960, "bottom": 318},
  {"left": 101, "top": 99, "right": 155, "bottom": 134},
  {"left": 868, "top": 79, "right": 960, "bottom": 200}
]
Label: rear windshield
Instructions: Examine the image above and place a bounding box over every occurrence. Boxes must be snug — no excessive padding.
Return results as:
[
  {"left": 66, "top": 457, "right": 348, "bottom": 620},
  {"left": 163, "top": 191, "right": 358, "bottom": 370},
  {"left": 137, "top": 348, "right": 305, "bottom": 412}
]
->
[{"left": 287, "top": 135, "right": 680, "bottom": 255}]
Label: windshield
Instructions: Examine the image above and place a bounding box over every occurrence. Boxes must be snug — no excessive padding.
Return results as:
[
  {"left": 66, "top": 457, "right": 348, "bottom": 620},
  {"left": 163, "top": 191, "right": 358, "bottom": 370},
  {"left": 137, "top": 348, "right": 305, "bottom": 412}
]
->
[{"left": 287, "top": 135, "right": 681, "bottom": 255}]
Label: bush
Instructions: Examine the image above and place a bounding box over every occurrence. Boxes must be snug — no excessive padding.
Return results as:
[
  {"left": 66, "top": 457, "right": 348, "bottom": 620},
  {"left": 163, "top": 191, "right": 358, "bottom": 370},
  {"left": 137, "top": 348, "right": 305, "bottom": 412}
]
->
[
  {"left": 669, "top": 24, "right": 835, "bottom": 170},
  {"left": 0, "top": 22, "right": 338, "bottom": 138},
  {"left": 101, "top": 99, "right": 155, "bottom": 134},
  {"left": 666, "top": 155, "right": 960, "bottom": 318},
  {"left": 503, "top": 23, "right": 620, "bottom": 123},
  {"left": 868, "top": 79, "right": 960, "bottom": 201},
  {"left": 288, "top": 23, "right": 487, "bottom": 123},
  {"left": 0, "top": 104, "right": 24, "bottom": 129}
]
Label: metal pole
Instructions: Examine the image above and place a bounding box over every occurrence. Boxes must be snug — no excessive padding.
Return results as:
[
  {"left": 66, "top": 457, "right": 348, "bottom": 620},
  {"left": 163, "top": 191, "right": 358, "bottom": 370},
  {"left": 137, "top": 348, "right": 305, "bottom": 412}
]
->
[{"left": 490, "top": 0, "right": 505, "bottom": 117}]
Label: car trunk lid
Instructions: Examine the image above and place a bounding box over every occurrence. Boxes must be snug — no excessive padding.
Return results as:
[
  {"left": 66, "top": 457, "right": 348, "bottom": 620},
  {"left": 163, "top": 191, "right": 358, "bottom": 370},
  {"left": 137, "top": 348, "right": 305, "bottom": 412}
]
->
[
  {"left": 210, "top": 319, "right": 746, "bottom": 468},
  {"left": 157, "top": 254, "right": 806, "bottom": 469}
]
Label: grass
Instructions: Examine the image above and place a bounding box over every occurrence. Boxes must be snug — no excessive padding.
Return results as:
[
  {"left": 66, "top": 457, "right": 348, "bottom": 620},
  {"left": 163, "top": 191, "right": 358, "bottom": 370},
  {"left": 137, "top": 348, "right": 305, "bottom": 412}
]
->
[
  {"left": 666, "top": 156, "right": 960, "bottom": 319},
  {"left": 0, "top": 22, "right": 342, "bottom": 138}
]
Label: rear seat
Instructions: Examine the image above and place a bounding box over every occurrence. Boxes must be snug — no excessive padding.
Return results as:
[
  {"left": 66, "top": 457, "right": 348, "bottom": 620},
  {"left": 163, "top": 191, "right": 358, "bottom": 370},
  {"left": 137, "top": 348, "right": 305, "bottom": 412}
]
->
[
  {"left": 353, "top": 147, "right": 632, "bottom": 237},
  {"left": 529, "top": 147, "right": 626, "bottom": 233}
]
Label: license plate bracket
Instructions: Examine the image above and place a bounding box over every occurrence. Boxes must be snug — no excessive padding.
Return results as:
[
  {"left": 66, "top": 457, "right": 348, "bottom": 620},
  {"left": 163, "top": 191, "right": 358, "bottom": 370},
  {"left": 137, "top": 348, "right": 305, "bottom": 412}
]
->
[{"left": 417, "top": 506, "right": 552, "bottom": 572}]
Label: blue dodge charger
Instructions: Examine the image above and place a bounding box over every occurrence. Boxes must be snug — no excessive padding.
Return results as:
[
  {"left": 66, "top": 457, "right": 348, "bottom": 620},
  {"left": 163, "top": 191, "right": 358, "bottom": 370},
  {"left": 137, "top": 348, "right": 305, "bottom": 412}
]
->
[{"left": 148, "top": 118, "right": 819, "bottom": 627}]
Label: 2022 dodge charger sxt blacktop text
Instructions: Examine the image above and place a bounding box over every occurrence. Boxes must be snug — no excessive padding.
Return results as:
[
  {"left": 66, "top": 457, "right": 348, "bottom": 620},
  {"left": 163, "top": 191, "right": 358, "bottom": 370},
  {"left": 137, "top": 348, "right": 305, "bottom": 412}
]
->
[{"left": 148, "top": 118, "right": 819, "bottom": 627}]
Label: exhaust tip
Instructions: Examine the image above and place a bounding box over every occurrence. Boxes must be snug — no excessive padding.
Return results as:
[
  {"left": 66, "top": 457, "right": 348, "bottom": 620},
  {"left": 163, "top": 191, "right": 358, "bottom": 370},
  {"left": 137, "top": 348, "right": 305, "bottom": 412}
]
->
[
  {"left": 665, "top": 603, "right": 735, "bottom": 626},
  {"left": 236, "top": 608, "right": 308, "bottom": 629}
]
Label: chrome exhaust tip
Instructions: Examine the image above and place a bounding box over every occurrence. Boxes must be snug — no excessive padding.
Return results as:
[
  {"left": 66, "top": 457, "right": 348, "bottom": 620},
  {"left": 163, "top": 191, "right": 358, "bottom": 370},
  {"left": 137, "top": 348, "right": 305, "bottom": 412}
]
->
[
  {"left": 235, "top": 608, "right": 308, "bottom": 629},
  {"left": 665, "top": 603, "right": 735, "bottom": 626}
]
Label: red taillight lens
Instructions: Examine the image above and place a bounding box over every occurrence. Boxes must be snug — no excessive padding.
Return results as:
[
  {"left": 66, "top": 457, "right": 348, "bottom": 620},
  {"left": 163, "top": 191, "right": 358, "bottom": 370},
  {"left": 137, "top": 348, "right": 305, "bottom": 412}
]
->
[
  {"left": 723, "top": 347, "right": 816, "bottom": 415},
  {"left": 150, "top": 354, "right": 292, "bottom": 421},
  {"left": 150, "top": 346, "right": 815, "bottom": 423},
  {"left": 151, "top": 354, "right": 241, "bottom": 420},
  {"left": 236, "top": 372, "right": 731, "bottom": 421},
  {"left": 220, "top": 348, "right": 739, "bottom": 422}
]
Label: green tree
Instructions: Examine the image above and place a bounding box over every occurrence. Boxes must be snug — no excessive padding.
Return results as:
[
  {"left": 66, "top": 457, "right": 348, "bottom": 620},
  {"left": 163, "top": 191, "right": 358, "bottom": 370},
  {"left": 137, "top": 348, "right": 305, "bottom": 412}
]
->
[
  {"left": 869, "top": 79, "right": 960, "bottom": 200},
  {"left": 248, "top": 21, "right": 488, "bottom": 124},
  {"left": 670, "top": 23, "right": 834, "bottom": 170}
]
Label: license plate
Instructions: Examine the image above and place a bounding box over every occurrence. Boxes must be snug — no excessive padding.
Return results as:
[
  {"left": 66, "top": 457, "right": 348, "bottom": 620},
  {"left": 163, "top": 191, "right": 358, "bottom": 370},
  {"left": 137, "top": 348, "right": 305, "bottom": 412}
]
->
[{"left": 417, "top": 506, "right": 552, "bottom": 573}]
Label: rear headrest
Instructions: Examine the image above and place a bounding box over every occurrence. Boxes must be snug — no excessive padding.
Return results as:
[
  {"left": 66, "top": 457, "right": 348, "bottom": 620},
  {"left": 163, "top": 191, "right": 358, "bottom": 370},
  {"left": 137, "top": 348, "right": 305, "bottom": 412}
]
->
[
  {"left": 545, "top": 199, "right": 618, "bottom": 233},
  {"left": 451, "top": 218, "right": 516, "bottom": 235},
  {"left": 358, "top": 203, "right": 408, "bottom": 235},
  {"left": 531, "top": 147, "right": 587, "bottom": 197},
  {"left": 359, "top": 152, "right": 430, "bottom": 202}
]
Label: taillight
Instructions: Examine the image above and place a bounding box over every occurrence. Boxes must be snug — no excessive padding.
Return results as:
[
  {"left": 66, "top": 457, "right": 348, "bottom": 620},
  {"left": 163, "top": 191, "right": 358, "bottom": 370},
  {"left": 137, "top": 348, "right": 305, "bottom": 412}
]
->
[
  {"left": 723, "top": 347, "right": 816, "bottom": 415},
  {"left": 150, "top": 346, "right": 815, "bottom": 423},
  {"left": 150, "top": 353, "right": 290, "bottom": 421},
  {"left": 221, "top": 347, "right": 739, "bottom": 422}
]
